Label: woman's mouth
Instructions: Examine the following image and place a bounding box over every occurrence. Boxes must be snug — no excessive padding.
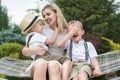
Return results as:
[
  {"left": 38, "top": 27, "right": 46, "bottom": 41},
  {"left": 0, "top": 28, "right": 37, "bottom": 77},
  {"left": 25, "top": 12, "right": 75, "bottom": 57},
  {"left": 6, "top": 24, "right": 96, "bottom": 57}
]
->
[{"left": 46, "top": 19, "right": 51, "bottom": 24}]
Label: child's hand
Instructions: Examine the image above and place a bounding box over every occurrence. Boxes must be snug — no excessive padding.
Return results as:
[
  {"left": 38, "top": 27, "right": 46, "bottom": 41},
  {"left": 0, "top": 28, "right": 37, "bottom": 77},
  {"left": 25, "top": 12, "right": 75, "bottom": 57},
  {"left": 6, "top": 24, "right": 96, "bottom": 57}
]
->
[
  {"left": 68, "top": 22, "right": 80, "bottom": 35},
  {"left": 55, "top": 27, "right": 59, "bottom": 35},
  {"left": 92, "top": 68, "right": 102, "bottom": 77}
]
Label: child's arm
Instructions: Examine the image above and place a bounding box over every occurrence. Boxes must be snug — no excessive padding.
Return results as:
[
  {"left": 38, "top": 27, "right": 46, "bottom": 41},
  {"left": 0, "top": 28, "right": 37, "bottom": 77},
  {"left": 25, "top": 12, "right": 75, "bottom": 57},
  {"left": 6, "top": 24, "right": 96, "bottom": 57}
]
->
[
  {"left": 91, "top": 57, "right": 102, "bottom": 76},
  {"left": 45, "top": 27, "right": 59, "bottom": 45},
  {"left": 57, "top": 30, "right": 74, "bottom": 48},
  {"left": 57, "top": 23, "right": 80, "bottom": 48}
]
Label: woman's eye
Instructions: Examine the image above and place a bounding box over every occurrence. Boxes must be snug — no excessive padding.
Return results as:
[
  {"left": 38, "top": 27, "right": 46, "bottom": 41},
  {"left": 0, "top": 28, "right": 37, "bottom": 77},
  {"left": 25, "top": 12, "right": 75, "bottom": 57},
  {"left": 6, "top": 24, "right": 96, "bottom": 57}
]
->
[
  {"left": 47, "top": 13, "right": 50, "bottom": 16},
  {"left": 43, "top": 15, "right": 45, "bottom": 18}
]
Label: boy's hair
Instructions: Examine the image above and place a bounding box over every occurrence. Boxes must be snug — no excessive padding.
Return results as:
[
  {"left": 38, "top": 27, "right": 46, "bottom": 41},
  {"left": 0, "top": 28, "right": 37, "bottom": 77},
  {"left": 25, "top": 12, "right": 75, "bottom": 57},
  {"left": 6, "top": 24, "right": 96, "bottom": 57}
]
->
[
  {"left": 42, "top": 3, "right": 68, "bottom": 32},
  {"left": 68, "top": 20, "right": 83, "bottom": 29}
]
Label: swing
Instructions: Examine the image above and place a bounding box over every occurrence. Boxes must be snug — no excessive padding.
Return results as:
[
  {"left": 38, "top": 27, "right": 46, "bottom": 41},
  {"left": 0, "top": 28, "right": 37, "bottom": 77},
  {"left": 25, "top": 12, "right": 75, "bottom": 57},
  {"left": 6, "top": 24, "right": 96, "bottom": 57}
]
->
[{"left": 0, "top": 50, "right": 120, "bottom": 78}]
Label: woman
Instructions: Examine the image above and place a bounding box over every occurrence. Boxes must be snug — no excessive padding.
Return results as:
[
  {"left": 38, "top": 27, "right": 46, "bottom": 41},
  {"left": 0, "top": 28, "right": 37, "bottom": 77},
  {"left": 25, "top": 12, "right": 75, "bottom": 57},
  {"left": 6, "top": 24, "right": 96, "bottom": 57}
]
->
[{"left": 22, "top": 3, "right": 74, "bottom": 80}]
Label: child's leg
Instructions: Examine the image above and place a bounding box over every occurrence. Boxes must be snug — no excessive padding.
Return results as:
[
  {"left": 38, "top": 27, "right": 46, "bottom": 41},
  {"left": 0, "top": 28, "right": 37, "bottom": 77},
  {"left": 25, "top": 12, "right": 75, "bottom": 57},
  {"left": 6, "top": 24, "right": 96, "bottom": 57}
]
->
[
  {"left": 77, "top": 64, "right": 92, "bottom": 80},
  {"left": 48, "top": 60, "right": 61, "bottom": 80},
  {"left": 71, "top": 70, "right": 88, "bottom": 80},
  {"left": 62, "top": 60, "right": 73, "bottom": 80},
  {"left": 69, "top": 62, "right": 92, "bottom": 80},
  {"left": 77, "top": 70, "right": 88, "bottom": 80}
]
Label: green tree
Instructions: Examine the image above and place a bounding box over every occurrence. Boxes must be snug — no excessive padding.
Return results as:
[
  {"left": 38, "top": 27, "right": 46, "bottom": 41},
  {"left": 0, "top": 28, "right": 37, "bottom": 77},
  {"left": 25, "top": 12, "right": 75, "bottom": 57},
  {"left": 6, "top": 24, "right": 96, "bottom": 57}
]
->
[
  {"left": 104, "top": 13, "right": 120, "bottom": 43},
  {"left": 53, "top": 0, "right": 118, "bottom": 35},
  {"left": 0, "top": 0, "right": 9, "bottom": 31},
  {"left": 0, "top": 24, "right": 25, "bottom": 45},
  {"left": 52, "top": 0, "right": 120, "bottom": 53}
]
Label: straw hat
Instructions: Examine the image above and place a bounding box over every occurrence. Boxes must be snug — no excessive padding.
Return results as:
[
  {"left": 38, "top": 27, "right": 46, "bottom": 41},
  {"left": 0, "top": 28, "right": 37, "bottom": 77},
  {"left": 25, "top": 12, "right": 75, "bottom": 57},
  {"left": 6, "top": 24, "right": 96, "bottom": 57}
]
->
[{"left": 19, "top": 13, "right": 41, "bottom": 34}]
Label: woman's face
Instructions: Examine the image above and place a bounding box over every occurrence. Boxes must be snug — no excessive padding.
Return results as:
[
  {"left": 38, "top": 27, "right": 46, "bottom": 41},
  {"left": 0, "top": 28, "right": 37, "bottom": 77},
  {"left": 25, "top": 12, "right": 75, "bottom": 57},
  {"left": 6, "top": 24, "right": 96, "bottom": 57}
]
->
[{"left": 42, "top": 8, "right": 57, "bottom": 28}]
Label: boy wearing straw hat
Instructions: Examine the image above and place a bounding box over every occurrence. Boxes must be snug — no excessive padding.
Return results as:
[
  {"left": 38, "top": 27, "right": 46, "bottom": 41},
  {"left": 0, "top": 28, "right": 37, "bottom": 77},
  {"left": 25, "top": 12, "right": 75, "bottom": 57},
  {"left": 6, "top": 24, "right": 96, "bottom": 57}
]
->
[{"left": 19, "top": 12, "right": 72, "bottom": 80}]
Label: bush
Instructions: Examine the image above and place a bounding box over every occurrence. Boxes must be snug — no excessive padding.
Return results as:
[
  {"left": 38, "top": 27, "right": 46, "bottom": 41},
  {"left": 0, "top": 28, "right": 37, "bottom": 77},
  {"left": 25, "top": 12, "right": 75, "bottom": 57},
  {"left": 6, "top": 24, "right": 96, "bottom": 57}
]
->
[
  {"left": 0, "top": 42, "right": 28, "bottom": 59},
  {"left": 102, "top": 37, "right": 120, "bottom": 51}
]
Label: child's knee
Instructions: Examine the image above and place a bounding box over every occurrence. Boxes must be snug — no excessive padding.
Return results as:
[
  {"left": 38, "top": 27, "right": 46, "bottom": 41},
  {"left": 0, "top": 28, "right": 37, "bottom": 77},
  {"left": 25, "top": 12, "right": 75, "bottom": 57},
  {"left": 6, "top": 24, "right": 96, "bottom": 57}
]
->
[
  {"left": 78, "top": 70, "right": 88, "bottom": 78},
  {"left": 64, "top": 59, "right": 73, "bottom": 64}
]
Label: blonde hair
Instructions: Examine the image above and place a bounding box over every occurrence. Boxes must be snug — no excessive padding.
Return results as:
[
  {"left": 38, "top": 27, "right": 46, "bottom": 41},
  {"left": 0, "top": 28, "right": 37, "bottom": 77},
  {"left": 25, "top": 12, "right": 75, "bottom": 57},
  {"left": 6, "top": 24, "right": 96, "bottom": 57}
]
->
[
  {"left": 68, "top": 20, "right": 83, "bottom": 29},
  {"left": 42, "top": 3, "right": 68, "bottom": 32}
]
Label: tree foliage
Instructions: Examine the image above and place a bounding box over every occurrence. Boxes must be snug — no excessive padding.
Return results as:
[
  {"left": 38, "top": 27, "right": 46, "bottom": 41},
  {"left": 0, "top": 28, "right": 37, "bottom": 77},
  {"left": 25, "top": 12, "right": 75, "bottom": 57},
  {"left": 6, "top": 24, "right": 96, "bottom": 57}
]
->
[
  {"left": 53, "top": 0, "right": 118, "bottom": 34},
  {"left": 0, "top": 24, "right": 25, "bottom": 45},
  {"left": 104, "top": 13, "right": 120, "bottom": 43},
  {"left": 52, "top": 0, "right": 120, "bottom": 53},
  {"left": 0, "top": 0, "right": 9, "bottom": 31}
]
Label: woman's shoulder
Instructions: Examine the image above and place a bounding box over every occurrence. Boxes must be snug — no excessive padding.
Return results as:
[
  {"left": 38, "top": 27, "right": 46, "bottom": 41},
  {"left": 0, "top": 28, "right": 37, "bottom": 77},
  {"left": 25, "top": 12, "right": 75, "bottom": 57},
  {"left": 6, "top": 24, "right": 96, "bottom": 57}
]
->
[{"left": 60, "top": 29, "right": 67, "bottom": 35}]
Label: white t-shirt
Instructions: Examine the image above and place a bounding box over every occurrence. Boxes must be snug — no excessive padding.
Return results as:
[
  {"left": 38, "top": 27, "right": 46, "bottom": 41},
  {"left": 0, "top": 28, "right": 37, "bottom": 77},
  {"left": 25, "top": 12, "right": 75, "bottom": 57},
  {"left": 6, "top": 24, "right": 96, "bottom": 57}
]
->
[
  {"left": 65, "top": 39, "right": 98, "bottom": 64},
  {"left": 26, "top": 32, "right": 48, "bottom": 59},
  {"left": 43, "top": 25, "right": 67, "bottom": 56}
]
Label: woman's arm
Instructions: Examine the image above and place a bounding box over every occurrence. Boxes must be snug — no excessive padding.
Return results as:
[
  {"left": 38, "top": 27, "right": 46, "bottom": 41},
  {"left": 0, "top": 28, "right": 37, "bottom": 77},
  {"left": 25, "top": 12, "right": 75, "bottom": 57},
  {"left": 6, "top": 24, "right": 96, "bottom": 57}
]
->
[{"left": 22, "top": 45, "right": 46, "bottom": 56}]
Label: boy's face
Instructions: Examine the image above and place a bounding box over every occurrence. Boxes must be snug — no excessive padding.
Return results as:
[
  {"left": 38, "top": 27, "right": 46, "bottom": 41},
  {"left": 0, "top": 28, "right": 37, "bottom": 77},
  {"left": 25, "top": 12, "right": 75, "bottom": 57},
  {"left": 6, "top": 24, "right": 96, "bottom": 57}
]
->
[
  {"left": 32, "top": 20, "right": 44, "bottom": 33},
  {"left": 68, "top": 22, "right": 84, "bottom": 43}
]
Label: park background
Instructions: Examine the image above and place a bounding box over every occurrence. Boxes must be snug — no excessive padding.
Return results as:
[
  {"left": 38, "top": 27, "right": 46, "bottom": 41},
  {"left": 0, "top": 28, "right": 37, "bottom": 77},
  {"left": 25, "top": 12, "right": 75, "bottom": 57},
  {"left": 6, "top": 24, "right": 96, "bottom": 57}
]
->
[{"left": 0, "top": 0, "right": 120, "bottom": 80}]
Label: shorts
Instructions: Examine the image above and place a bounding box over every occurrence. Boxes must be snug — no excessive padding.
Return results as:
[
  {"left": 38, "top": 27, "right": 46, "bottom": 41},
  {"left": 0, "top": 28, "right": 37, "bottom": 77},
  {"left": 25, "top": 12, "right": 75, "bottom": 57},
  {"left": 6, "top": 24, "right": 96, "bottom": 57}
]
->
[
  {"left": 69, "top": 61, "right": 92, "bottom": 80},
  {"left": 35, "top": 52, "right": 71, "bottom": 64}
]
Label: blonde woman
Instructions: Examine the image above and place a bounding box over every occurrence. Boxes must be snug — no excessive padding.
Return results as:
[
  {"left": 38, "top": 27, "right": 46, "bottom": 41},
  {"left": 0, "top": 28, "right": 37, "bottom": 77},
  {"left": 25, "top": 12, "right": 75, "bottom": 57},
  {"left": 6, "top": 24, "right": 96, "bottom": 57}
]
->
[{"left": 22, "top": 3, "right": 73, "bottom": 80}]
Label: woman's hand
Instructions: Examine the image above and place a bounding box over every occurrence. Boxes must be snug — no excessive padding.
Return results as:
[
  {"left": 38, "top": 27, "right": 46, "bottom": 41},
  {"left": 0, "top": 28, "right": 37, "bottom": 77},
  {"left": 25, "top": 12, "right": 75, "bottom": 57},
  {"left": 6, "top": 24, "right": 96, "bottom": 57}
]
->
[
  {"left": 33, "top": 46, "right": 46, "bottom": 55},
  {"left": 22, "top": 45, "right": 46, "bottom": 56}
]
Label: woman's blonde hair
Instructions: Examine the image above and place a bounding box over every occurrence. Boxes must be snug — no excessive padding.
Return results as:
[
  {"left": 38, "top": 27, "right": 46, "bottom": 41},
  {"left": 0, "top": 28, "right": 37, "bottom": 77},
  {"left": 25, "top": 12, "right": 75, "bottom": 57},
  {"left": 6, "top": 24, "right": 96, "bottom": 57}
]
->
[{"left": 42, "top": 3, "right": 68, "bottom": 32}]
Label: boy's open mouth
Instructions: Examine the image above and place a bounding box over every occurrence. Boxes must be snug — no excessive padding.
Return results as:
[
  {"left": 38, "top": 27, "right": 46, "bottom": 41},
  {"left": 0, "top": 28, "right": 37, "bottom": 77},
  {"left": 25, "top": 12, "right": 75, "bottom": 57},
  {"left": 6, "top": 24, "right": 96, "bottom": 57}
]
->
[{"left": 73, "top": 33, "right": 78, "bottom": 38}]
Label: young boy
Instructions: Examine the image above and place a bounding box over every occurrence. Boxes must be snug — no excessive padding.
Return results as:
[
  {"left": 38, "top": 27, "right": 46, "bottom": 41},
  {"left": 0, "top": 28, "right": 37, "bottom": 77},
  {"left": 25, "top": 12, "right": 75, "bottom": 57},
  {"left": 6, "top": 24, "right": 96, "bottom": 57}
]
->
[
  {"left": 58, "top": 20, "right": 102, "bottom": 80},
  {"left": 19, "top": 12, "right": 72, "bottom": 80}
]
